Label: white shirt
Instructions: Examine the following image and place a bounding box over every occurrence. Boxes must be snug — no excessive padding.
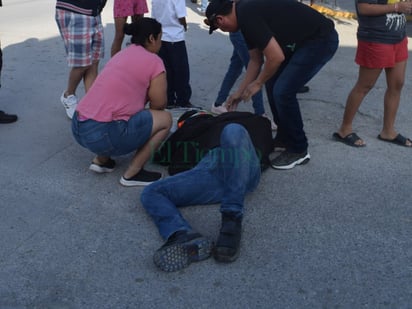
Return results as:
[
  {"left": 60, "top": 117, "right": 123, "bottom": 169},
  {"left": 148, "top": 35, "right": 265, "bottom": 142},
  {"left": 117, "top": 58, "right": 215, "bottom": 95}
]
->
[{"left": 151, "top": 0, "right": 187, "bottom": 42}]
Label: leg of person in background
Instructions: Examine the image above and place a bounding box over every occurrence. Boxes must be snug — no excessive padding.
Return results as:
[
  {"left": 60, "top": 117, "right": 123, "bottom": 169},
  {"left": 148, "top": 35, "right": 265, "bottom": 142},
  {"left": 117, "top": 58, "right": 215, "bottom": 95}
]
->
[
  {"left": 56, "top": 10, "right": 105, "bottom": 119},
  {"left": 158, "top": 41, "right": 176, "bottom": 107},
  {"left": 335, "top": 66, "right": 381, "bottom": 146},
  {"left": 198, "top": 0, "right": 208, "bottom": 15},
  {"left": 212, "top": 47, "right": 243, "bottom": 114},
  {"left": 170, "top": 41, "right": 193, "bottom": 108},
  {"left": 111, "top": 0, "right": 148, "bottom": 57},
  {"left": 224, "top": 32, "right": 278, "bottom": 129},
  {"left": 379, "top": 59, "right": 411, "bottom": 146},
  {"left": 0, "top": 43, "right": 17, "bottom": 124},
  {"left": 270, "top": 29, "right": 338, "bottom": 170}
]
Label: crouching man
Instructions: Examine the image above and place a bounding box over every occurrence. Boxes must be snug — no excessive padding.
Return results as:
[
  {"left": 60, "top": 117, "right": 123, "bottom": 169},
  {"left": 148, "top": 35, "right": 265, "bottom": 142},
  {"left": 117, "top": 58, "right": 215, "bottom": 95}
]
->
[{"left": 141, "top": 111, "right": 272, "bottom": 272}]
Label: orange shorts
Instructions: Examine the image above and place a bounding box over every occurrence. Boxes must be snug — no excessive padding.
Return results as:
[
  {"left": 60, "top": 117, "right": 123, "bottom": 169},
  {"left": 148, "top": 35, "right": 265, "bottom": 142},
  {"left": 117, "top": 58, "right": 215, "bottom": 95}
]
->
[{"left": 355, "top": 37, "right": 408, "bottom": 68}]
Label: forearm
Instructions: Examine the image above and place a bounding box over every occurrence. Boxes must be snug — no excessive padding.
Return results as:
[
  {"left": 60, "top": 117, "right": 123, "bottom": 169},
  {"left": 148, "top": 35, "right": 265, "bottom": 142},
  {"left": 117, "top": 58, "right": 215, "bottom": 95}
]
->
[
  {"left": 237, "top": 59, "right": 261, "bottom": 94},
  {"left": 254, "top": 60, "right": 281, "bottom": 88},
  {"left": 178, "top": 17, "right": 187, "bottom": 31},
  {"left": 358, "top": 2, "right": 409, "bottom": 15}
]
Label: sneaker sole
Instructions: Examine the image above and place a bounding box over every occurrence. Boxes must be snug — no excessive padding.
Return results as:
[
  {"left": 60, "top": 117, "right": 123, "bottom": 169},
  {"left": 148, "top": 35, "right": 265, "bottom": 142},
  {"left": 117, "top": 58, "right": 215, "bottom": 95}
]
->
[
  {"left": 89, "top": 164, "right": 115, "bottom": 174},
  {"left": 271, "top": 153, "right": 311, "bottom": 170},
  {"left": 153, "top": 237, "right": 212, "bottom": 272},
  {"left": 119, "top": 176, "right": 161, "bottom": 187}
]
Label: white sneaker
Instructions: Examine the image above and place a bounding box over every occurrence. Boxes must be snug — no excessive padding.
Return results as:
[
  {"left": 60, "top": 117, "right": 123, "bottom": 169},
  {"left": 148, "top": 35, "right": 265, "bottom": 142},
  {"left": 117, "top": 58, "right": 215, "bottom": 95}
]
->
[
  {"left": 60, "top": 91, "right": 78, "bottom": 119},
  {"left": 211, "top": 103, "right": 228, "bottom": 115},
  {"left": 262, "top": 113, "right": 277, "bottom": 131}
]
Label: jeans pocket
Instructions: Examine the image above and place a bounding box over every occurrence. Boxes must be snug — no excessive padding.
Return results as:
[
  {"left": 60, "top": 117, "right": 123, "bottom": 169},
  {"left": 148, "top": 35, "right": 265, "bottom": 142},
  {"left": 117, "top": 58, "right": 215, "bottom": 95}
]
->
[{"left": 81, "top": 130, "right": 114, "bottom": 156}]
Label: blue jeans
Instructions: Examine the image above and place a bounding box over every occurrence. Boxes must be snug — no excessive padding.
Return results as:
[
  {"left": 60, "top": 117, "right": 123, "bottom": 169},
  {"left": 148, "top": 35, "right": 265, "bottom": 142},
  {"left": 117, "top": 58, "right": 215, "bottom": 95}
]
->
[
  {"left": 266, "top": 29, "right": 339, "bottom": 153},
  {"left": 215, "top": 31, "right": 265, "bottom": 115},
  {"left": 201, "top": 0, "right": 208, "bottom": 11},
  {"left": 158, "top": 40, "right": 192, "bottom": 106},
  {"left": 141, "top": 123, "right": 261, "bottom": 239}
]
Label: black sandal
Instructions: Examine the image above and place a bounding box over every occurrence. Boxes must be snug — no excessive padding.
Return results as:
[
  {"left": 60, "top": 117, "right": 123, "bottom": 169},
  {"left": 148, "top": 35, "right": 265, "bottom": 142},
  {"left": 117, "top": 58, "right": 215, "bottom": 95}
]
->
[{"left": 214, "top": 213, "right": 242, "bottom": 263}]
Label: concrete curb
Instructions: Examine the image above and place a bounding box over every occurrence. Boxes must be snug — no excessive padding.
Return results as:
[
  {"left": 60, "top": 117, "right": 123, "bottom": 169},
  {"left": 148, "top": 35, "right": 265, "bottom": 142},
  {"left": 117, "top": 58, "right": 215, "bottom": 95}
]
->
[
  {"left": 312, "top": 2, "right": 412, "bottom": 21},
  {"left": 312, "top": 3, "right": 357, "bottom": 20}
]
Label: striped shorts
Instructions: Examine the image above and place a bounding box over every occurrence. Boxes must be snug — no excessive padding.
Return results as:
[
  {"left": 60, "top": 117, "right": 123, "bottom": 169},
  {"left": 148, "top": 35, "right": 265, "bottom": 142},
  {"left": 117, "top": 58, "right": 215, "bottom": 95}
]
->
[{"left": 55, "top": 9, "right": 104, "bottom": 67}]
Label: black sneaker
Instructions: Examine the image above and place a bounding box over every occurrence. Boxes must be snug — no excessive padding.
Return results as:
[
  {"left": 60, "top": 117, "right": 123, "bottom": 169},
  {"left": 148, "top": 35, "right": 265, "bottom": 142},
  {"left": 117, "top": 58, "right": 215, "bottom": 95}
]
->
[
  {"left": 153, "top": 231, "right": 213, "bottom": 272},
  {"left": 272, "top": 138, "right": 287, "bottom": 152},
  {"left": 270, "top": 150, "right": 310, "bottom": 170},
  {"left": 0, "top": 110, "right": 18, "bottom": 124},
  {"left": 120, "top": 169, "right": 162, "bottom": 186},
  {"left": 89, "top": 158, "right": 116, "bottom": 173},
  {"left": 214, "top": 213, "right": 242, "bottom": 263}
]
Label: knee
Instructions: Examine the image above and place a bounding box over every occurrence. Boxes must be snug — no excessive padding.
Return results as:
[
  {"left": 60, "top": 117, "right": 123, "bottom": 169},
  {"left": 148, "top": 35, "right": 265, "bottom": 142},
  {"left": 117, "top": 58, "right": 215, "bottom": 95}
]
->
[
  {"left": 221, "top": 123, "right": 248, "bottom": 146},
  {"left": 140, "top": 186, "right": 154, "bottom": 210},
  {"left": 273, "top": 89, "right": 295, "bottom": 106},
  {"left": 153, "top": 110, "right": 173, "bottom": 131},
  {"left": 163, "top": 111, "right": 173, "bottom": 130}
]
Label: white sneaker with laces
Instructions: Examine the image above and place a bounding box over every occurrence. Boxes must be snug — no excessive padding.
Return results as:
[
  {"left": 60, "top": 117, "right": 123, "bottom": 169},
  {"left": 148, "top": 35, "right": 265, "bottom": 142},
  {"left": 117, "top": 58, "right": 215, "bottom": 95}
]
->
[
  {"left": 211, "top": 103, "right": 228, "bottom": 115},
  {"left": 60, "top": 91, "right": 78, "bottom": 119}
]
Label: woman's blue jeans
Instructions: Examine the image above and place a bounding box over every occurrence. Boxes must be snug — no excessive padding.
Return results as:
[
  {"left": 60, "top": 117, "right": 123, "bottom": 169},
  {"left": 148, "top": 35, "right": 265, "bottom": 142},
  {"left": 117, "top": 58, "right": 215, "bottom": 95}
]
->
[
  {"left": 140, "top": 123, "right": 261, "bottom": 240},
  {"left": 215, "top": 31, "right": 265, "bottom": 115},
  {"left": 266, "top": 29, "right": 339, "bottom": 153}
]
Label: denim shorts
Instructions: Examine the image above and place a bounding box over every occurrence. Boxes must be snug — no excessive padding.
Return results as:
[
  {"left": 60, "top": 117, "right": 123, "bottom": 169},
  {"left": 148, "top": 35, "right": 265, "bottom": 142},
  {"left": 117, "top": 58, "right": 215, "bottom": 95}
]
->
[{"left": 72, "top": 110, "right": 153, "bottom": 157}]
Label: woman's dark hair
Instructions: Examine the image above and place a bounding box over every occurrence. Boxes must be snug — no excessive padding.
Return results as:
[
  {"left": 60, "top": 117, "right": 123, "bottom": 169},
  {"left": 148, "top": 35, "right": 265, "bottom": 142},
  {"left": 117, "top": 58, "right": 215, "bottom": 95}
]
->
[{"left": 124, "top": 17, "right": 162, "bottom": 46}]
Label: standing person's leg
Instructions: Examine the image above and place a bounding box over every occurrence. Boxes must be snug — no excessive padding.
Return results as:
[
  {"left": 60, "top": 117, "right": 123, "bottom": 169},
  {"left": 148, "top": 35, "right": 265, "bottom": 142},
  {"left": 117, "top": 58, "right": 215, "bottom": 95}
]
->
[
  {"left": 379, "top": 61, "right": 409, "bottom": 142},
  {"left": 198, "top": 0, "right": 208, "bottom": 14},
  {"left": 111, "top": 0, "right": 147, "bottom": 56},
  {"left": 334, "top": 66, "right": 381, "bottom": 146},
  {"left": 232, "top": 31, "right": 266, "bottom": 116},
  {"left": 0, "top": 44, "right": 18, "bottom": 123},
  {"left": 271, "top": 29, "right": 338, "bottom": 169},
  {"left": 56, "top": 9, "right": 82, "bottom": 118},
  {"left": 56, "top": 11, "right": 104, "bottom": 119},
  {"left": 212, "top": 32, "right": 245, "bottom": 114},
  {"left": 172, "top": 41, "right": 192, "bottom": 107},
  {"left": 213, "top": 50, "right": 243, "bottom": 106},
  {"left": 111, "top": 14, "right": 128, "bottom": 57},
  {"left": 377, "top": 37, "right": 411, "bottom": 147},
  {"left": 83, "top": 15, "right": 104, "bottom": 91},
  {"left": 158, "top": 42, "right": 176, "bottom": 107}
]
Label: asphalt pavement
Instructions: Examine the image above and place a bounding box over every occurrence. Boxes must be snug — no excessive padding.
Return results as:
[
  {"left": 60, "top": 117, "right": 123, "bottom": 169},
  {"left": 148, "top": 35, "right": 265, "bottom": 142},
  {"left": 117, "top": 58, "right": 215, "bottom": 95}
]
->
[{"left": 1, "top": 1, "right": 412, "bottom": 308}]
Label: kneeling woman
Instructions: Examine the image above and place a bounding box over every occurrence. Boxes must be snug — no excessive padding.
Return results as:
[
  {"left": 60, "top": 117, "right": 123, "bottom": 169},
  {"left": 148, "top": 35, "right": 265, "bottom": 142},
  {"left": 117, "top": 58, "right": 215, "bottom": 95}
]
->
[{"left": 72, "top": 18, "right": 172, "bottom": 186}]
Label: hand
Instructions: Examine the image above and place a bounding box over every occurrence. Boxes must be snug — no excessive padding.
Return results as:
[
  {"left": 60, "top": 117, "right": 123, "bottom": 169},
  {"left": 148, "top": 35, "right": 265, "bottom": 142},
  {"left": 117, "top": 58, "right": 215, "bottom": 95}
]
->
[
  {"left": 226, "top": 92, "right": 242, "bottom": 112},
  {"left": 398, "top": 1, "right": 412, "bottom": 14},
  {"left": 241, "top": 81, "right": 262, "bottom": 102}
]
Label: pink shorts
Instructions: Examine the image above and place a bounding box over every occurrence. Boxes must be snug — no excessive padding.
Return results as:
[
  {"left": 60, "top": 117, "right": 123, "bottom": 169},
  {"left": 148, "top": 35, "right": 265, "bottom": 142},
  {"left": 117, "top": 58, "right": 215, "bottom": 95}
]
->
[
  {"left": 355, "top": 37, "right": 408, "bottom": 69},
  {"left": 113, "top": 0, "right": 148, "bottom": 18}
]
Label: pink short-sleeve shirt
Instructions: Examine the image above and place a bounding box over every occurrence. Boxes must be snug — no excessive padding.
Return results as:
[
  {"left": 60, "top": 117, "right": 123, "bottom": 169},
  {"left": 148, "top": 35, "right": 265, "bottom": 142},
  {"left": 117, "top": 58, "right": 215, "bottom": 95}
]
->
[{"left": 77, "top": 45, "right": 165, "bottom": 122}]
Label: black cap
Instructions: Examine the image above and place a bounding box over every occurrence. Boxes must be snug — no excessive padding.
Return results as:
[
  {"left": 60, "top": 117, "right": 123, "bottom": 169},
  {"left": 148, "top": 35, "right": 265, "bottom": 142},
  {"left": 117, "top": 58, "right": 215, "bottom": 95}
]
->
[{"left": 205, "top": 0, "right": 233, "bottom": 34}]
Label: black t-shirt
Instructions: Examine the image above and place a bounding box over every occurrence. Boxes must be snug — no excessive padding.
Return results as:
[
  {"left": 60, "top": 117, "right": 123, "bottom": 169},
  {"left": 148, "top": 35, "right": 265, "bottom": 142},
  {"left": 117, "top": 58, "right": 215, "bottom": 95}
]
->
[
  {"left": 236, "top": 0, "right": 335, "bottom": 58},
  {"left": 357, "top": 0, "right": 406, "bottom": 44}
]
